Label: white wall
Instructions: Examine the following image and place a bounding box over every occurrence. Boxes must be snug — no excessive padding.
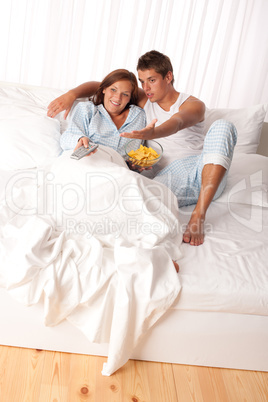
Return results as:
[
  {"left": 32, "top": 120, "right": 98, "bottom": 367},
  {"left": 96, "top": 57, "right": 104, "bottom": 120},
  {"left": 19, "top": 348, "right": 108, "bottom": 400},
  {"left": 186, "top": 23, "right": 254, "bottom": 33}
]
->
[{"left": 0, "top": 0, "right": 267, "bottom": 116}]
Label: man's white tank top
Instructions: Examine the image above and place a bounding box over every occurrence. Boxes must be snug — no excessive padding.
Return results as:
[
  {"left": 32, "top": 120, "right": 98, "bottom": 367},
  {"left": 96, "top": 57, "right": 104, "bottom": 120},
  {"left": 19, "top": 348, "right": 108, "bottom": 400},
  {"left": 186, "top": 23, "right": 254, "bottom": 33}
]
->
[{"left": 144, "top": 93, "right": 205, "bottom": 172}]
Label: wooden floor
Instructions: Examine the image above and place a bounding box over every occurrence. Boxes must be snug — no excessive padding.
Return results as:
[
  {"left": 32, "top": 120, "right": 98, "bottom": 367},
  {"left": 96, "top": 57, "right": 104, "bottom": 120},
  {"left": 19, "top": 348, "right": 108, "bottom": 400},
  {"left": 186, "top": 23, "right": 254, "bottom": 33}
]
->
[{"left": 0, "top": 346, "right": 267, "bottom": 401}]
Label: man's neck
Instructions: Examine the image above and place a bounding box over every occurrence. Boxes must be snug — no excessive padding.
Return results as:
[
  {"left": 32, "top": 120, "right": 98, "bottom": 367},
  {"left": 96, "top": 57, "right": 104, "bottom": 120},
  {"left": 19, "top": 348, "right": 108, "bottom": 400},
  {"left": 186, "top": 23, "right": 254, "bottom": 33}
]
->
[{"left": 156, "top": 88, "right": 180, "bottom": 112}]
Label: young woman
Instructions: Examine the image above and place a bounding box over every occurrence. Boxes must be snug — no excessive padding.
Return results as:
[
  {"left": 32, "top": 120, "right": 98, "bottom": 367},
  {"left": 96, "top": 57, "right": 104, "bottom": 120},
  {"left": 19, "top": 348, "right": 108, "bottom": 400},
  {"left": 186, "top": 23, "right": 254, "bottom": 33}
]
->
[{"left": 60, "top": 69, "right": 146, "bottom": 157}]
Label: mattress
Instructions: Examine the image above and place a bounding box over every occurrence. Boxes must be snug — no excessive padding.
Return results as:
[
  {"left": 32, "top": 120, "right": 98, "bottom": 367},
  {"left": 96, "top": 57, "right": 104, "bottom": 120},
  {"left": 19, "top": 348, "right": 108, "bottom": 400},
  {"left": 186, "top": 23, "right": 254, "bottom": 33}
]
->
[
  {"left": 0, "top": 81, "right": 267, "bottom": 375},
  {"left": 177, "top": 201, "right": 268, "bottom": 316}
]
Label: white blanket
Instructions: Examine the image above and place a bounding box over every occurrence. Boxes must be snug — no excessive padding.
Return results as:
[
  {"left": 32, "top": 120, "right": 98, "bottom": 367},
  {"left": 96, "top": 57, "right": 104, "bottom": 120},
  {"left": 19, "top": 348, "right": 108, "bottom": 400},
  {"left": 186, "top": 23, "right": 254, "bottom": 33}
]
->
[{"left": 0, "top": 146, "right": 183, "bottom": 375}]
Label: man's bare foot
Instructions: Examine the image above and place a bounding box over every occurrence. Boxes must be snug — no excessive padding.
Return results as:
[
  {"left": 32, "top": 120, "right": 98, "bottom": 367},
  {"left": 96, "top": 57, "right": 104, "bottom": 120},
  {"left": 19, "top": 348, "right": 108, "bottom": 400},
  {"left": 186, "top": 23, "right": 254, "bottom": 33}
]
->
[
  {"left": 173, "top": 260, "right": 179, "bottom": 272},
  {"left": 183, "top": 213, "right": 205, "bottom": 246}
]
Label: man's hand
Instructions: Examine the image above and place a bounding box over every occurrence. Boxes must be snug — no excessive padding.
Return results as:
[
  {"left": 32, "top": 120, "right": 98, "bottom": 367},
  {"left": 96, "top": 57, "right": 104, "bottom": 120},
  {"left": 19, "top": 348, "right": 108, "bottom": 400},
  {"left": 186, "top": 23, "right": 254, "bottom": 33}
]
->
[
  {"left": 47, "top": 90, "right": 77, "bottom": 119},
  {"left": 120, "top": 119, "right": 158, "bottom": 140}
]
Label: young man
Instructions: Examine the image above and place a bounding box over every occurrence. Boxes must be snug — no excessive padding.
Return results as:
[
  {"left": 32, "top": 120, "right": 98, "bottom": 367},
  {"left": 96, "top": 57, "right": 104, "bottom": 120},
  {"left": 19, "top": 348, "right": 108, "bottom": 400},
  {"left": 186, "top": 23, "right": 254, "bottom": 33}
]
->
[{"left": 47, "top": 50, "right": 237, "bottom": 246}]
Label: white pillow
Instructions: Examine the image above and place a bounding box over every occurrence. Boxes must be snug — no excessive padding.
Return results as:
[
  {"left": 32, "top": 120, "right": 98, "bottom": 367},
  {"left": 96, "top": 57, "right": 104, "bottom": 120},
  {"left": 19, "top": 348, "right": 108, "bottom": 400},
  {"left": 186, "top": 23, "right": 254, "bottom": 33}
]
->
[
  {"left": 204, "top": 104, "right": 268, "bottom": 154},
  {"left": 0, "top": 83, "right": 64, "bottom": 170},
  {"left": 215, "top": 153, "right": 268, "bottom": 207}
]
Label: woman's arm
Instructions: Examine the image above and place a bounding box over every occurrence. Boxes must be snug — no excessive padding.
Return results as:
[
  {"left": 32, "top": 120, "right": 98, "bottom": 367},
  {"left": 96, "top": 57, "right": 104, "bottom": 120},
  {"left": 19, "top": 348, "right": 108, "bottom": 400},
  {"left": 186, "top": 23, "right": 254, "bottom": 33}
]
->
[
  {"left": 60, "top": 102, "right": 94, "bottom": 150},
  {"left": 47, "top": 81, "right": 100, "bottom": 119}
]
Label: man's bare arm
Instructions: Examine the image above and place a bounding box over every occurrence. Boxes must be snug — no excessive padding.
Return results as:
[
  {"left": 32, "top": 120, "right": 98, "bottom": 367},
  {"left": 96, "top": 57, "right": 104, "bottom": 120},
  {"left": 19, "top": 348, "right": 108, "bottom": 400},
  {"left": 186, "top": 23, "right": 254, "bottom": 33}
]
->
[
  {"left": 47, "top": 81, "right": 100, "bottom": 119},
  {"left": 120, "top": 96, "right": 205, "bottom": 140},
  {"left": 137, "top": 88, "right": 147, "bottom": 108},
  {"left": 48, "top": 81, "right": 147, "bottom": 119}
]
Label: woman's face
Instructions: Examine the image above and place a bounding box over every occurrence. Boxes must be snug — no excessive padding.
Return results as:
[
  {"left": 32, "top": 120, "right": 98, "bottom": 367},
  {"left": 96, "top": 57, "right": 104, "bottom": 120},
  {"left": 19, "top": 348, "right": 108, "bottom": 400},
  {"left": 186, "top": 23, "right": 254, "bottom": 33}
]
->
[{"left": 103, "top": 80, "right": 132, "bottom": 116}]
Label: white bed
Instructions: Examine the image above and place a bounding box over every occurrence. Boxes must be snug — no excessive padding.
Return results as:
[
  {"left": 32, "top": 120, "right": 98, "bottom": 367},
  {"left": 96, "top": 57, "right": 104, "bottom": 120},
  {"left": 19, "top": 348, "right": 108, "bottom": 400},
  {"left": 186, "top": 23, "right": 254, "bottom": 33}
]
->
[{"left": 0, "top": 82, "right": 267, "bottom": 375}]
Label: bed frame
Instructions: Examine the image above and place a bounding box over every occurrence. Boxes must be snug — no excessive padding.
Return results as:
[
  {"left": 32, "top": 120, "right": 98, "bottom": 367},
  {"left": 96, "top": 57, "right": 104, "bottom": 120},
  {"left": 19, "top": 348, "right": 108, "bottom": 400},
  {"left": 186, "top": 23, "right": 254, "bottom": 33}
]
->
[
  {"left": 1, "top": 291, "right": 267, "bottom": 372},
  {"left": 0, "top": 123, "right": 267, "bottom": 373}
]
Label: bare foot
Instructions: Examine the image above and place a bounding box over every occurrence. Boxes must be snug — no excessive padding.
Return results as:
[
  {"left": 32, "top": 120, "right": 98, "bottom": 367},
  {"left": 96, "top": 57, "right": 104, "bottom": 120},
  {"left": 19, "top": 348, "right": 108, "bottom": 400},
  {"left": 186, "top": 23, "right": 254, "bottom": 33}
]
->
[
  {"left": 173, "top": 260, "right": 179, "bottom": 272},
  {"left": 183, "top": 214, "right": 205, "bottom": 246}
]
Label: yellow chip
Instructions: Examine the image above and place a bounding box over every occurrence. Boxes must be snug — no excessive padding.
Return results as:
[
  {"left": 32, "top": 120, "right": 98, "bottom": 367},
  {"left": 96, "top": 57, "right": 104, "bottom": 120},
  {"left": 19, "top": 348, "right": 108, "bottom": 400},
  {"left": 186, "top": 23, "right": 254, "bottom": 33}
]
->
[{"left": 128, "top": 144, "right": 160, "bottom": 166}]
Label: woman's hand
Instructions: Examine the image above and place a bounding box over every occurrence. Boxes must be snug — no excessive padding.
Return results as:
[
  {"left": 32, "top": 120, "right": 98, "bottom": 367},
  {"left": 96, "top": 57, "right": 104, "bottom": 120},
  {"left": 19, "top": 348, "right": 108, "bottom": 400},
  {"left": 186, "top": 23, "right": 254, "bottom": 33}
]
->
[
  {"left": 47, "top": 90, "right": 77, "bottom": 119},
  {"left": 74, "top": 137, "right": 98, "bottom": 156},
  {"left": 126, "top": 160, "right": 152, "bottom": 173},
  {"left": 74, "top": 137, "right": 89, "bottom": 151}
]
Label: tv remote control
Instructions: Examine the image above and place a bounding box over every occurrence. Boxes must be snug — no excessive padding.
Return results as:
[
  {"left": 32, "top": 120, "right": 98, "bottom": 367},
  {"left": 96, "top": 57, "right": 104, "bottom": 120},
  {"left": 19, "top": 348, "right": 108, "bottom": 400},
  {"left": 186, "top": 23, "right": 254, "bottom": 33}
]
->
[{"left": 70, "top": 143, "right": 99, "bottom": 160}]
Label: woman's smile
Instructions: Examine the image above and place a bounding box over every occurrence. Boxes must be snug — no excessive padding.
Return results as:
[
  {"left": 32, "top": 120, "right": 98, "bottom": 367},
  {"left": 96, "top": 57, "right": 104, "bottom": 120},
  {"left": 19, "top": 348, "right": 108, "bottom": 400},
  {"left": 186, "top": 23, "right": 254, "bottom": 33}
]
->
[{"left": 103, "top": 80, "right": 132, "bottom": 116}]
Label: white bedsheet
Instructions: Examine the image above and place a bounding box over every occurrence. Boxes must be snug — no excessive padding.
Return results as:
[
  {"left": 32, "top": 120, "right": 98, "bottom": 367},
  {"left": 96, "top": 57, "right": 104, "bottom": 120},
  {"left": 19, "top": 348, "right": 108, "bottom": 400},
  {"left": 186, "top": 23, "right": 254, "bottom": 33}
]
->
[
  {"left": 0, "top": 147, "right": 183, "bottom": 375},
  {"left": 176, "top": 201, "right": 268, "bottom": 316}
]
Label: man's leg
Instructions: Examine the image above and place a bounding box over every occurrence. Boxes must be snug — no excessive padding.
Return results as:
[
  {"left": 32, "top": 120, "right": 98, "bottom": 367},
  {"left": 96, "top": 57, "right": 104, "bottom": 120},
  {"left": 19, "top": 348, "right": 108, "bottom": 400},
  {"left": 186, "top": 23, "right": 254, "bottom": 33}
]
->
[
  {"left": 182, "top": 163, "right": 226, "bottom": 245},
  {"left": 183, "top": 119, "right": 237, "bottom": 245},
  {"left": 154, "top": 119, "right": 237, "bottom": 245}
]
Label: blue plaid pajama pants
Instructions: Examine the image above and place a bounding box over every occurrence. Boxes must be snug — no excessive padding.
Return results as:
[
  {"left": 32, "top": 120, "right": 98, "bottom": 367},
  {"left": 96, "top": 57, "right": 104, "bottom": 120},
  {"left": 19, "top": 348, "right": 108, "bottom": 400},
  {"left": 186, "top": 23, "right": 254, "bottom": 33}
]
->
[{"left": 154, "top": 119, "right": 237, "bottom": 207}]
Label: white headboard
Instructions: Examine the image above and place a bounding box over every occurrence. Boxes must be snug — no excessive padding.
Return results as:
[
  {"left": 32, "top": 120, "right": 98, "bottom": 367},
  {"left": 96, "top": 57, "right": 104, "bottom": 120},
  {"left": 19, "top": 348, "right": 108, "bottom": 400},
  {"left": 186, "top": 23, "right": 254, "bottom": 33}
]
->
[{"left": 257, "top": 122, "right": 268, "bottom": 157}]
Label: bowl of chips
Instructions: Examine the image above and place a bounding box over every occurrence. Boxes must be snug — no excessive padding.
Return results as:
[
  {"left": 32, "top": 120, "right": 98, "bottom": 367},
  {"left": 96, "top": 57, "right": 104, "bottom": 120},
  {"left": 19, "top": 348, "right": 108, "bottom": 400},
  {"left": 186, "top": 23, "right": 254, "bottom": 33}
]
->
[{"left": 125, "top": 139, "right": 163, "bottom": 168}]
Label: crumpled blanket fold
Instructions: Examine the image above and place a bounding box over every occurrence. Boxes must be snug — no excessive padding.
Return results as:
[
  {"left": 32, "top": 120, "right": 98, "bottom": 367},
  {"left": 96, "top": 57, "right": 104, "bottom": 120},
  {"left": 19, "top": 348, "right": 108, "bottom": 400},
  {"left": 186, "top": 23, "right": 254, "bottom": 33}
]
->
[{"left": 0, "top": 146, "right": 183, "bottom": 375}]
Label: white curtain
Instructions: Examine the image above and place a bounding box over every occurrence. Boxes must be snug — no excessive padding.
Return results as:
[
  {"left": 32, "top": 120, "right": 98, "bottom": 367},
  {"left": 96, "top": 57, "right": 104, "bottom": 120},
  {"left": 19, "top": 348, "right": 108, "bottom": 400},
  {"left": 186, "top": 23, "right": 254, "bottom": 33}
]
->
[{"left": 0, "top": 0, "right": 267, "bottom": 113}]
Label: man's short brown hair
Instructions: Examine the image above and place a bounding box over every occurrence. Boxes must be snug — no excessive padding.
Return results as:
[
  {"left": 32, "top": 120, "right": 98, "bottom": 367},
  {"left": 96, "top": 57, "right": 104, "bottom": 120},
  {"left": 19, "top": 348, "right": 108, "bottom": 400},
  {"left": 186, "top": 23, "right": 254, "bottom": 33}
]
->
[{"left": 137, "top": 50, "right": 174, "bottom": 85}]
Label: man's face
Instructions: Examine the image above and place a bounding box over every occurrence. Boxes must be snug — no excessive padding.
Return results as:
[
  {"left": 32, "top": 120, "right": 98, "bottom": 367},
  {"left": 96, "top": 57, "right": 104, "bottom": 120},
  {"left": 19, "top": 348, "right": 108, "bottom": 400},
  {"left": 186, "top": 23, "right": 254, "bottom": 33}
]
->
[{"left": 138, "top": 68, "right": 171, "bottom": 103}]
